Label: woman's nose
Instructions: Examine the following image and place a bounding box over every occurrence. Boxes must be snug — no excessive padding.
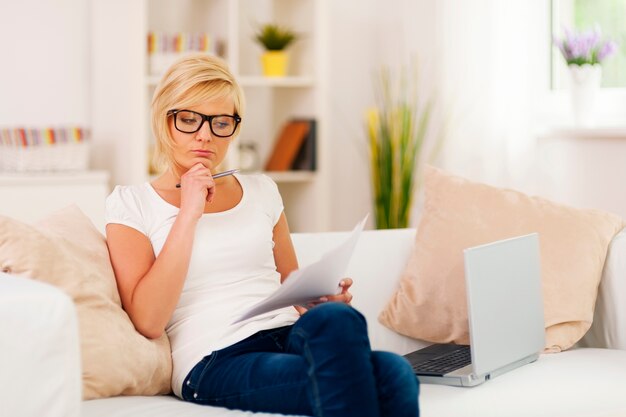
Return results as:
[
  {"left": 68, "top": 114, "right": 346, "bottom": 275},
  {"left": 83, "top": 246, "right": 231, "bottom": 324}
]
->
[{"left": 195, "top": 120, "right": 213, "bottom": 141}]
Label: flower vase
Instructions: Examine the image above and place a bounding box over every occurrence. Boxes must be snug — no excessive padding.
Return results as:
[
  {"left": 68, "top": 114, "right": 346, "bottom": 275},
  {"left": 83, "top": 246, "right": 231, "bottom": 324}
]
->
[
  {"left": 261, "top": 51, "right": 288, "bottom": 77},
  {"left": 568, "top": 64, "right": 602, "bottom": 127}
]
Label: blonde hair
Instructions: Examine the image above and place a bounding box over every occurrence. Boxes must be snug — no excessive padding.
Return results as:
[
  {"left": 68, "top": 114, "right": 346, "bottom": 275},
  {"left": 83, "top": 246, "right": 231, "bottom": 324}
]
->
[{"left": 151, "top": 53, "right": 245, "bottom": 171}]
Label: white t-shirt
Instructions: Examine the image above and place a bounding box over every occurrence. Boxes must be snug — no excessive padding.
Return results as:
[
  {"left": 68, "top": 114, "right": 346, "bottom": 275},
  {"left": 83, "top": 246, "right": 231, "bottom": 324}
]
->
[{"left": 105, "top": 173, "right": 300, "bottom": 398}]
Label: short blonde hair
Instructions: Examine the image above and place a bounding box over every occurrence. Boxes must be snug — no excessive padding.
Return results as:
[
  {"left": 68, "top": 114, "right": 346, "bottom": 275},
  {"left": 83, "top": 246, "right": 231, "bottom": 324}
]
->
[{"left": 151, "top": 53, "right": 245, "bottom": 171}]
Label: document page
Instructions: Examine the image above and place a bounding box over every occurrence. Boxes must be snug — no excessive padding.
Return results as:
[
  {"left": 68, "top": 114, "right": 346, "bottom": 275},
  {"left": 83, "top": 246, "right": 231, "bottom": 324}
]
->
[{"left": 234, "top": 215, "right": 368, "bottom": 323}]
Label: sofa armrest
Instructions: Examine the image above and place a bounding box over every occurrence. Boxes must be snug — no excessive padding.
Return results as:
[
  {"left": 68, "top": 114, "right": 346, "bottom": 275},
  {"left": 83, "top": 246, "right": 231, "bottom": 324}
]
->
[
  {"left": 581, "top": 228, "right": 626, "bottom": 350},
  {"left": 0, "top": 273, "right": 81, "bottom": 417}
]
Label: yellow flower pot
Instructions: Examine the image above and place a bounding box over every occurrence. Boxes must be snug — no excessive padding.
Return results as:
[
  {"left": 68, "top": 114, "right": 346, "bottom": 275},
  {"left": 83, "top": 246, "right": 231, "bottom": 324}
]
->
[{"left": 261, "top": 51, "right": 288, "bottom": 77}]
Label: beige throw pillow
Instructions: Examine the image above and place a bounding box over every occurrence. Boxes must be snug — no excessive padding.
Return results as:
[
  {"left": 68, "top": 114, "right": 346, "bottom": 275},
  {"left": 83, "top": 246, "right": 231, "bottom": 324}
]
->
[
  {"left": 0, "top": 205, "right": 172, "bottom": 399},
  {"left": 379, "top": 166, "right": 624, "bottom": 352}
]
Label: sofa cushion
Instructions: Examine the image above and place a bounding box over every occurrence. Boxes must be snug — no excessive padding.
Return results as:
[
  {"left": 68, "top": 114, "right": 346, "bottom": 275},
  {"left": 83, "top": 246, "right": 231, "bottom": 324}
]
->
[
  {"left": 379, "top": 166, "right": 624, "bottom": 351},
  {"left": 0, "top": 205, "right": 172, "bottom": 399},
  {"left": 83, "top": 395, "right": 306, "bottom": 417}
]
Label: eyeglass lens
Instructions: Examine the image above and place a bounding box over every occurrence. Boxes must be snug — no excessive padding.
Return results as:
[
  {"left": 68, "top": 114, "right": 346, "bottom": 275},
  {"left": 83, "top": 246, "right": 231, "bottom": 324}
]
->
[{"left": 174, "top": 110, "right": 238, "bottom": 137}]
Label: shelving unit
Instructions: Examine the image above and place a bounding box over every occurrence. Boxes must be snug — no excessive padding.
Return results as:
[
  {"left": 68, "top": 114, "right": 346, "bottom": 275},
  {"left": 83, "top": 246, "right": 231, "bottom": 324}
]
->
[{"left": 92, "top": 0, "right": 330, "bottom": 232}]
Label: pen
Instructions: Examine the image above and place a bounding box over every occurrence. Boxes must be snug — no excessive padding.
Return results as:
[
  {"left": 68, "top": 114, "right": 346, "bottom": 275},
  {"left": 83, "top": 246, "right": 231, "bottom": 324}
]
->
[{"left": 175, "top": 169, "right": 240, "bottom": 188}]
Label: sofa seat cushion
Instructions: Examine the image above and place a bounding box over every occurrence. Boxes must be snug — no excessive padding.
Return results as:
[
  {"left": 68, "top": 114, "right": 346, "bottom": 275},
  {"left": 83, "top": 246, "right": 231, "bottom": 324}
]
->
[
  {"left": 82, "top": 349, "right": 626, "bottom": 417},
  {"left": 421, "top": 348, "right": 626, "bottom": 417},
  {"left": 82, "top": 395, "right": 306, "bottom": 417}
]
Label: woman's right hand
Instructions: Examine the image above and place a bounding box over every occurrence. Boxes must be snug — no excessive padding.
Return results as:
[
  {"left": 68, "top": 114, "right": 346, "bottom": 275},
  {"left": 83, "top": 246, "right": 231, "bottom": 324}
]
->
[{"left": 178, "top": 162, "right": 216, "bottom": 220}]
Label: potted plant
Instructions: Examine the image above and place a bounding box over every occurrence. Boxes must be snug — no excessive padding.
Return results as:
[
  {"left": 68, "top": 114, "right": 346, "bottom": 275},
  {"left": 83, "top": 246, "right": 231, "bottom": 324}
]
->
[
  {"left": 366, "top": 65, "right": 444, "bottom": 229},
  {"left": 553, "top": 27, "right": 617, "bottom": 126},
  {"left": 254, "top": 23, "right": 298, "bottom": 77}
]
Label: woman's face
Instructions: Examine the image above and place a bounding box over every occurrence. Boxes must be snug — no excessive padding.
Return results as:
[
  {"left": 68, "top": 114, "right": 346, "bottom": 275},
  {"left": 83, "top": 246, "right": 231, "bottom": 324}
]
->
[{"left": 168, "top": 95, "right": 237, "bottom": 174}]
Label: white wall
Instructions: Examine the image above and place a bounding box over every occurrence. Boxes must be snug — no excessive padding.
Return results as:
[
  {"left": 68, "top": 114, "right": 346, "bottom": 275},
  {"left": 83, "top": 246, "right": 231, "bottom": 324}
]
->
[{"left": 0, "top": 0, "right": 90, "bottom": 126}]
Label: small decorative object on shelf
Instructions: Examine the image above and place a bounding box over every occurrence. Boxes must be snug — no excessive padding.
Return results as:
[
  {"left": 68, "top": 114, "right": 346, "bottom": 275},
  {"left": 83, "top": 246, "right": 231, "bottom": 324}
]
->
[
  {"left": 238, "top": 142, "right": 261, "bottom": 172},
  {"left": 0, "top": 126, "right": 90, "bottom": 172},
  {"left": 553, "top": 27, "right": 618, "bottom": 127},
  {"left": 253, "top": 23, "right": 298, "bottom": 77},
  {"left": 147, "top": 32, "right": 220, "bottom": 76}
]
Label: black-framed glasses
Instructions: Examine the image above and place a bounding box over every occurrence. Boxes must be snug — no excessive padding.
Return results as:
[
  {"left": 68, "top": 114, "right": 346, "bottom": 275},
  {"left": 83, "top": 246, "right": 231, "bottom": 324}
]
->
[{"left": 167, "top": 109, "right": 242, "bottom": 138}]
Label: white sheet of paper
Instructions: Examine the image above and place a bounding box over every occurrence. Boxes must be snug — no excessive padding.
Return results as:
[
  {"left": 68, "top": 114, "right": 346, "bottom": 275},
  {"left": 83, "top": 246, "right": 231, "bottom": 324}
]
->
[{"left": 234, "top": 215, "right": 368, "bottom": 324}]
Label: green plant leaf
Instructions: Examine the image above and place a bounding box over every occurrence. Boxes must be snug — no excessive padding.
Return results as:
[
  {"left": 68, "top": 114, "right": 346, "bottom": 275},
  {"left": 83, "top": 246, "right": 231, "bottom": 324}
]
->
[
  {"left": 366, "top": 64, "right": 443, "bottom": 229},
  {"left": 254, "top": 24, "right": 297, "bottom": 51}
]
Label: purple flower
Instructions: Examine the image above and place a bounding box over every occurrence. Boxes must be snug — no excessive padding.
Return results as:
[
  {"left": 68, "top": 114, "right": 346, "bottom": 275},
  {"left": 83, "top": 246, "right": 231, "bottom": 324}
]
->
[
  {"left": 554, "top": 26, "right": 618, "bottom": 65},
  {"left": 597, "top": 40, "right": 618, "bottom": 62}
]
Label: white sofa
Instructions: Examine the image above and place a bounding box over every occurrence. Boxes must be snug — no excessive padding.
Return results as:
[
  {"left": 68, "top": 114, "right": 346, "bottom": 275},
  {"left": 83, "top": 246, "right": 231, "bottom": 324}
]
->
[{"left": 2, "top": 228, "right": 626, "bottom": 417}]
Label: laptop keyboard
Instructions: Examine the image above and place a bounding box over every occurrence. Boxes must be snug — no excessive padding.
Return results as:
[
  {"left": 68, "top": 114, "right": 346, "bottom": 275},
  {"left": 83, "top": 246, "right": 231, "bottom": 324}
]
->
[{"left": 412, "top": 345, "right": 472, "bottom": 376}]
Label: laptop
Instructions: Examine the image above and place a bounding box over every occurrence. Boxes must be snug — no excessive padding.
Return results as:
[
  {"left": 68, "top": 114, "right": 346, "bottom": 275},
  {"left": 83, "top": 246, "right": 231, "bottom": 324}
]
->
[{"left": 404, "top": 233, "right": 545, "bottom": 387}]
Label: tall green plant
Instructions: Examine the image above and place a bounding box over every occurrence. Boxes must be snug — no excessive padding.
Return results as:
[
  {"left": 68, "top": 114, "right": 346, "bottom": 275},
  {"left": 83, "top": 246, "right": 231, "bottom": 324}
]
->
[{"left": 367, "top": 66, "right": 437, "bottom": 229}]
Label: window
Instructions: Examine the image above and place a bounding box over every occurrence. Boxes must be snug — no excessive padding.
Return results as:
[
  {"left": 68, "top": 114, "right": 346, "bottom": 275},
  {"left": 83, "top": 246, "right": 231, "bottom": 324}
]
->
[{"left": 551, "top": 0, "right": 626, "bottom": 88}]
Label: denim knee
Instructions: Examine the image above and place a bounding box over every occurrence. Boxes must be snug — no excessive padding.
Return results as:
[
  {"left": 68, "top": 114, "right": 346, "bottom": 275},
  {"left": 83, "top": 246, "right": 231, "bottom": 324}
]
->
[
  {"left": 372, "top": 351, "right": 420, "bottom": 407},
  {"left": 301, "top": 303, "right": 366, "bottom": 332}
]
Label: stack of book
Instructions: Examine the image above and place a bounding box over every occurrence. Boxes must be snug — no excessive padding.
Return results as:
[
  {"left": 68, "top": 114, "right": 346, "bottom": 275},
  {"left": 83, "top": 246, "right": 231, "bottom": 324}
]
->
[
  {"left": 147, "top": 32, "right": 220, "bottom": 75},
  {"left": 0, "top": 127, "right": 90, "bottom": 172},
  {"left": 265, "top": 119, "right": 316, "bottom": 172}
]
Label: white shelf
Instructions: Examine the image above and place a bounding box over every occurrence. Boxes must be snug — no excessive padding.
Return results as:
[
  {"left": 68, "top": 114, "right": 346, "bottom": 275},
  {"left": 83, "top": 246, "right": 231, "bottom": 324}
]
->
[
  {"left": 0, "top": 170, "right": 110, "bottom": 186},
  {"left": 264, "top": 170, "right": 316, "bottom": 183},
  {"left": 539, "top": 126, "right": 626, "bottom": 140},
  {"left": 147, "top": 75, "right": 314, "bottom": 88},
  {"left": 239, "top": 76, "right": 315, "bottom": 88}
]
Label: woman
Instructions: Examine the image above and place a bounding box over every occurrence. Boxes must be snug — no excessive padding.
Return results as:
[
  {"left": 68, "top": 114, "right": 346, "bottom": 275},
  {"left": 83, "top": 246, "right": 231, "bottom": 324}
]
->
[{"left": 105, "top": 53, "right": 419, "bottom": 417}]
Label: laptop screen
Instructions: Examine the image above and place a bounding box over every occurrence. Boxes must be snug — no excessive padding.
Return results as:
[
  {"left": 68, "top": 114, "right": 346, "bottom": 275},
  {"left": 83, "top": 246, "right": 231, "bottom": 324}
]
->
[{"left": 463, "top": 233, "right": 545, "bottom": 376}]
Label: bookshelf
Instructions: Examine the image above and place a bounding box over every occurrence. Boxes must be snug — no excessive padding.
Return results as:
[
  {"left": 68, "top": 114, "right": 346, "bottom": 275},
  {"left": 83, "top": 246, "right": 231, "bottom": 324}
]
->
[{"left": 92, "top": 0, "right": 330, "bottom": 232}]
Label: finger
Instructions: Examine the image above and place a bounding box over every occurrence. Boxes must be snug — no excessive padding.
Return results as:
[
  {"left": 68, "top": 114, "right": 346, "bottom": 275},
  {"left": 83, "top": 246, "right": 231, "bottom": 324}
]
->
[
  {"left": 187, "top": 162, "right": 208, "bottom": 174},
  {"left": 326, "top": 293, "right": 352, "bottom": 304},
  {"left": 305, "top": 297, "right": 328, "bottom": 309},
  {"left": 339, "top": 278, "right": 353, "bottom": 288},
  {"left": 190, "top": 162, "right": 204, "bottom": 170},
  {"left": 339, "top": 278, "right": 353, "bottom": 294},
  {"left": 207, "top": 184, "right": 216, "bottom": 202},
  {"left": 294, "top": 305, "right": 308, "bottom": 316},
  {"left": 180, "top": 166, "right": 211, "bottom": 186}
]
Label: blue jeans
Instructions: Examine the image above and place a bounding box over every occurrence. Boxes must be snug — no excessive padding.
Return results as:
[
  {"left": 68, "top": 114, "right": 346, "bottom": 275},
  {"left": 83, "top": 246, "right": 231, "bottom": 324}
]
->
[{"left": 181, "top": 303, "right": 419, "bottom": 417}]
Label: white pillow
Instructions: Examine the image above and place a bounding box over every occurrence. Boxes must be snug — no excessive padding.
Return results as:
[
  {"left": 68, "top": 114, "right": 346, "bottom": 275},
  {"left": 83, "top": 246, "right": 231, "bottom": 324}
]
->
[{"left": 581, "top": 227, "right": 626, "bottom": 350}]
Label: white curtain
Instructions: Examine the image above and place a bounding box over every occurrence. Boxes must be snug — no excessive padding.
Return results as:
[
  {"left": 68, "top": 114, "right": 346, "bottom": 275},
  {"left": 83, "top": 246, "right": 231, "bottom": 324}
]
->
[{"left": 437, "top": 0, "right": 551, "bottom": 193}]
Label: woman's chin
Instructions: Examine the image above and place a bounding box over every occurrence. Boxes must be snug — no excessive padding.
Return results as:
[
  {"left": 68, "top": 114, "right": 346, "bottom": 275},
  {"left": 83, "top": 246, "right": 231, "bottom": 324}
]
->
[
  {"left": 173, "top": 159, "right": 214, "bottom": 173},
  {"left": 190, "top": 158, "right": 215, "bottom": 170}
]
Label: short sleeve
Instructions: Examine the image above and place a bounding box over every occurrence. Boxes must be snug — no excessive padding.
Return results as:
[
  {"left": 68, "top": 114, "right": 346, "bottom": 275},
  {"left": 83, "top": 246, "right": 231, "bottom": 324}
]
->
[
  {"left": 105, "top": 185, "right": 148, "bottom": 235},
  {"left": 259, "top": 174, "right": 284, "bottom": 226}
]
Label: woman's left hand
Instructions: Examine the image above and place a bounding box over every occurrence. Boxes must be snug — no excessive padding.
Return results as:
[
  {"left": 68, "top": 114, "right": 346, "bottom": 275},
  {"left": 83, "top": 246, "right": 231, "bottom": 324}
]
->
[
  {"left": 295, "top": 278, "right": 353, "bottom": 315},
  {"left": 307, "top": 278, "right": 353, "bottom": 307},
  {"left": 326, "top": 278, "right": 353, "bottom": 305}
]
